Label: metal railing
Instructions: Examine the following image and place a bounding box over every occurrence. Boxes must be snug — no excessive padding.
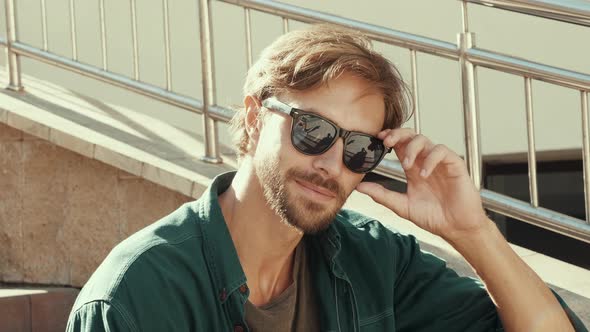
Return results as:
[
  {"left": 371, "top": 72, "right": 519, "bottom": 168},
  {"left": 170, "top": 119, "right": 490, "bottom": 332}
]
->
[{"left": 1, "top": 0, "right": 590, "bottom": 243}]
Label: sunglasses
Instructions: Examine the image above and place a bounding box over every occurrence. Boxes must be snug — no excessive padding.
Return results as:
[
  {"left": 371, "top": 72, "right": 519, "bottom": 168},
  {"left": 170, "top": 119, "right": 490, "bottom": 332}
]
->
[{"left": 261, "top": 97, "right": 391, "bottom": 173}]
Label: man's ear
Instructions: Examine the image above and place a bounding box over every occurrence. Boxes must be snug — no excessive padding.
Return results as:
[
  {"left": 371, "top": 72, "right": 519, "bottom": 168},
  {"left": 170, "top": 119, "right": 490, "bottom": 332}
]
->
[{"left": 244, "top": 95, "right": 263, "bottom": 149}]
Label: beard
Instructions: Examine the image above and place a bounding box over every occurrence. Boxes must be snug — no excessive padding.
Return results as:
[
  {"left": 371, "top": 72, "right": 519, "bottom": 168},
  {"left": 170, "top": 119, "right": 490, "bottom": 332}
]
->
[{"left": 255, "top": 154, "right": 348, "bottom": 234}]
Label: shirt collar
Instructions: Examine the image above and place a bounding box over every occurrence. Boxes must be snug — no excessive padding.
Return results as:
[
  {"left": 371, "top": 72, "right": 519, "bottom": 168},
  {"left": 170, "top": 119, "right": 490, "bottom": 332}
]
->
[{"left": 197, "top": 171, "right": 247, "bottom": 304}]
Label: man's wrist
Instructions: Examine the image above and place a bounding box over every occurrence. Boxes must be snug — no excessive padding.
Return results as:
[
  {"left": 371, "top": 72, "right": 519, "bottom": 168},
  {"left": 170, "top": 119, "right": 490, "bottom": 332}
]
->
[{"left": 444, "top": 217, "right": 505, "bottom": 265}]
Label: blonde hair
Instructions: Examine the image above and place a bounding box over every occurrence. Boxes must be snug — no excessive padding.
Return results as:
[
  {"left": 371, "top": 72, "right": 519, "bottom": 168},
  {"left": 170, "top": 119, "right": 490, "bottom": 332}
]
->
[{"left": 229, "top": 24, "right": 412, "bottom": 158}]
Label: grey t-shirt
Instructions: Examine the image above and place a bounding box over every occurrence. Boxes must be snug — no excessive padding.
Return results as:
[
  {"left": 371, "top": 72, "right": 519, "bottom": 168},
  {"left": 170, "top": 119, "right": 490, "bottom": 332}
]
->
[{"left": 244, "top": 241, "right": 320, "bottom": 332}]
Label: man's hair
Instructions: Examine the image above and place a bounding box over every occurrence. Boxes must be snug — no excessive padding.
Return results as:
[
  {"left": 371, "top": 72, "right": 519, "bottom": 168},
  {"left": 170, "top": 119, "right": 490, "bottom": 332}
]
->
[{"left": 229, "top": 23, "right": 412, "bottom": 158}]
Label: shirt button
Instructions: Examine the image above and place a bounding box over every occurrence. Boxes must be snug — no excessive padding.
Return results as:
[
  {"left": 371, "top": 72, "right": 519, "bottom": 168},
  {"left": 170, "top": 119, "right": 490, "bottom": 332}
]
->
[
  {"left": 239, "top": 284, "right": 248, "bottom": 294},
  {"left": 234, "top": 324, "right": 245, "bottom": 332},
  {"left": 219, "top": 288, "right": 227, "bottom": 301}
]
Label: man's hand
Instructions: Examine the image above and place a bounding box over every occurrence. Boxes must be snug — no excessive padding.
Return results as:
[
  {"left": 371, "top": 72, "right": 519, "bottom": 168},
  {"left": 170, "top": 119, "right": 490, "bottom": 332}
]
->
[
  {"left": 356, "top": 128, "right": 577, "bottom": 331},
  {"left": 355, "top": 128, "right": 489, "bottom": 242}
]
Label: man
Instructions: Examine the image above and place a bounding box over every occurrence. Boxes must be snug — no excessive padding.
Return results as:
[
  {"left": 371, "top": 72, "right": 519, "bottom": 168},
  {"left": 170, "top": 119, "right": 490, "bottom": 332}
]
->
[{"left": 67, "top": 24, "right": 586, "bottom": 331}]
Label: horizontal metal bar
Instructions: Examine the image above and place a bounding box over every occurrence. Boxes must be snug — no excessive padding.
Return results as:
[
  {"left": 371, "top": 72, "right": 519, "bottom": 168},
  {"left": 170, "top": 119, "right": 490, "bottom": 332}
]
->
[
  {"left": 374, "top": 159, "right": 590, "bottom": 244},
  {"left": 209, "top": 105, "right": 235, "bottom": 122},
  {"left": 218, "top": 0, "right": 459, "bottom": 60},
  {"left": 481, "top": 189, "right": 590, "bottom": 244},
  {"left": 7, "top": 41, "right": 236, "bottom": 124},
  {"left": 464, "top": 0, "right": 590, "bottom": 27},
  {"left": 218, "top": 0, "right": 589, "bottom": 92},
  {"left": 467, "top": 48, "right": 590, "bottom": 91},
  {"left": 11, "top": 42, "right": 205, "bottom": 114}
]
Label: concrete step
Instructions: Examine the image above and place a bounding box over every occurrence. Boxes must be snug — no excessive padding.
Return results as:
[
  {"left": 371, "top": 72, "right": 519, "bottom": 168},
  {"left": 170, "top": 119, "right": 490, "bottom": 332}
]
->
[{"left": 0, "top": 286, "right": 79, "bottom": 332}]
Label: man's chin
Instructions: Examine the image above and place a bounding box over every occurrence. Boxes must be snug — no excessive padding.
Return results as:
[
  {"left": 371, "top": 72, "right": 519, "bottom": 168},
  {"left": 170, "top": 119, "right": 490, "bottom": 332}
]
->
[{"left": 285, "top": 194, "right": 341, "bottom": 234}]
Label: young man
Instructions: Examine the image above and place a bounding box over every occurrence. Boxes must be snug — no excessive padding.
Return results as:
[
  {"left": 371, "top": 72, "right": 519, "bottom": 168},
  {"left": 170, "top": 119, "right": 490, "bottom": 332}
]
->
[{"left": 67, "top": 25, "right": 586, "bottom": 331}]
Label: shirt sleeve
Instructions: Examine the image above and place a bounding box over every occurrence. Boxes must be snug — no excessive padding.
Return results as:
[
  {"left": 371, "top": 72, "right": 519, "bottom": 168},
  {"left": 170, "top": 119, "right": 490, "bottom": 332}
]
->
[
  {"left": 66, "top": 300, "right": 139, "bottom": 332},
  {"left": 390, "top": 232, "right": 588, "bottom": 332}
]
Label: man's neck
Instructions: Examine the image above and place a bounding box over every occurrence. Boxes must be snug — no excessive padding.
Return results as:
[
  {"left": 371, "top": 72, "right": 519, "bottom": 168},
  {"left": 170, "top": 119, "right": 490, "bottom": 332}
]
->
[{"left": 218, "top": 159, "right": 303, "bottom": 306}]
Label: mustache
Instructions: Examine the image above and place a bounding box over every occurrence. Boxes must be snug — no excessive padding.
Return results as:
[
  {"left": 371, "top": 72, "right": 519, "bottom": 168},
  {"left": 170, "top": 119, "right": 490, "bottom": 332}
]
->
[{"left": 286, "top": 168, "right": 346, "bottom": 200}]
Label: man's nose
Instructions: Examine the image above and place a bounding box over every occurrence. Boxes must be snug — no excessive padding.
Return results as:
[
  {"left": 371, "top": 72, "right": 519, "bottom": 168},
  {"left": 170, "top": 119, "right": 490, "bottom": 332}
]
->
[{"left": 312, "top": 138, "right": 345, "bottom": 178}]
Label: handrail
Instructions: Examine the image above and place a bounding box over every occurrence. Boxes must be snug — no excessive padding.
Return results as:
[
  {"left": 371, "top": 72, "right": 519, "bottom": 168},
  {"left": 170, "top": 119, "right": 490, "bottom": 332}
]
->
[
  {"left": 217, "top": 0, "right": 590, "bottom": 92},
  {"left": 464, "top": 0, "right": 590, "bottom": 27},
  {"left": 8, "top": 42, "right": 205, "bottom": 114},
  {"left": 467, "top": 48, "right": 590, "bottom": 90},
  {"left": 218, "top": 0, "right": 460, "bottom": 60}
]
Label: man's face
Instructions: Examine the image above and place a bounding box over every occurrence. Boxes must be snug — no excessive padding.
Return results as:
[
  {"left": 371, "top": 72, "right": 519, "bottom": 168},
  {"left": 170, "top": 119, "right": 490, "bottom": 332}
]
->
[{"left": 252, "top": 73, "right": 385, "bottom": 234}]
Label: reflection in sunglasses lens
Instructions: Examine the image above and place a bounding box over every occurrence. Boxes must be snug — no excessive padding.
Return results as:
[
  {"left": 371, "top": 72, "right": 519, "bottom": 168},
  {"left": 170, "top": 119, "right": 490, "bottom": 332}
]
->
[
  {"left": 293, "top": 115, "right": 337, "bottom": 154},
  {"left": 344, "top": 135, "right": 384, "bottom": 173},
  {"left": 291, "top": 114, "right": 385, "bottom": 173}
]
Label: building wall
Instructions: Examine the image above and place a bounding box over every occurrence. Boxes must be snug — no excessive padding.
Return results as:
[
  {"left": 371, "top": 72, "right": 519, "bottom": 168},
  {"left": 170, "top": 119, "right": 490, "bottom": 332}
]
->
[{"left": 0, "top": 123, "right": 192, "bottom": 287}]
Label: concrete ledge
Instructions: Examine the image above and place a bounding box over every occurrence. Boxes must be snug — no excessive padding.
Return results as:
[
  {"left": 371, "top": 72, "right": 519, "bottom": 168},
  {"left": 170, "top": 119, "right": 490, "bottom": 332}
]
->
[
  {"left": 0, "top": 286, "right": 79, "bottom": 332},
  {"left": 0, "top": 87, "right": 236, "bottom": 200}
]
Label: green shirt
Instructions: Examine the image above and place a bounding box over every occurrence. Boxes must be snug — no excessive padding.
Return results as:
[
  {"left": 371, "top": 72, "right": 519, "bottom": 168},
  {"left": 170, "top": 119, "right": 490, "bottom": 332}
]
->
[
  {"left": 66, "top": 171, "right": 587, "bottom": 331},
  {"left": 244, "top": 240, "right": 320, "bottom": 332}
]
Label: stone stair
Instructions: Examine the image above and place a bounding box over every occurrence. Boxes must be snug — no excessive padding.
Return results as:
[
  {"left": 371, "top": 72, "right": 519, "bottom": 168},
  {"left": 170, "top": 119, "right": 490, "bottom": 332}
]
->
[{"left": 0, "top": 286, "right": 79, "bottom": 332}]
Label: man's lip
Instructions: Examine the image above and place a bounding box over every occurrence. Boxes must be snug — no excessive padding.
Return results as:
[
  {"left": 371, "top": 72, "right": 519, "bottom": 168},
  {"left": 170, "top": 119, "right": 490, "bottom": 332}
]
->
[{"left": 295, "top": 179, "right": 336, "bottom": 198}]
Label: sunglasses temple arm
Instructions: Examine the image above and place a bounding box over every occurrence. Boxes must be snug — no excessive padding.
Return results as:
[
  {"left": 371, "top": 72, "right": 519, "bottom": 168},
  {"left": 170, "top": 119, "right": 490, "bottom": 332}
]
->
[{"left": 263, "top": 97, "right": 293, "bottom": 116}]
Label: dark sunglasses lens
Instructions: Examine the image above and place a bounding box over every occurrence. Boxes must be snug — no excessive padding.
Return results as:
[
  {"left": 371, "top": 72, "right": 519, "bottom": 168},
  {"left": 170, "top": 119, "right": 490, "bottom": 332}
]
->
[
  {"left": 292, "top": 114, "right": 337, "bottom": 154},
  {"left": 343, "top": 135, "right": 385, "bottom": 173}
]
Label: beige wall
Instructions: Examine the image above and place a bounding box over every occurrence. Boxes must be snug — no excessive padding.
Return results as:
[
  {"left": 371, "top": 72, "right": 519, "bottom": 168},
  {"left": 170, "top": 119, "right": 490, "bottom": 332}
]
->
[
  {"left": 0, "top": 0, "right": 588, "bottom": 160},
  {"left": 0, "top": 123, "right": 192, "bottom": 287}
]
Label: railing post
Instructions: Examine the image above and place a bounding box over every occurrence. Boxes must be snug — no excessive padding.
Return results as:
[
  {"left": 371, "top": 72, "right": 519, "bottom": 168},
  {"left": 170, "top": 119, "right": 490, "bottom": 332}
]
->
[
  {"left": 198, "top": 0, "right": 222, "bottom": 163},
  {"left": 458, "top": 36, "right": 482, "bottom": 189},
  {"left": 581, "top": 91, "right": 590, "bottom": 224},
  {"left": 5, "top": 0, "right": 23, "bottom": 91},
  {"left": 458, "top": 1, "right": 482, "bottom": 190}
]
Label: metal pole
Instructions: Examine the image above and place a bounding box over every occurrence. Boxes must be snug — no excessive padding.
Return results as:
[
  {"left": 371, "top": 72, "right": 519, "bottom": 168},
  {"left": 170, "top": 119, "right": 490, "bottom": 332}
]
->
[
  {"left": 524, "top": 77, "right": 539, "bottom": 207},
  {"left": 410, "top": 49, "right": 421, "bottom": 134},
  {"left": 130, "top": 0, "right": 139, "bottom": 80},
  {"left": 244, "top": 8, "right": 253, "bottom": 69},
  {"left": 198, "top": 0, "right": 222, "bottom": 163},
  {"left": 163, "top": 0, "right": 172, "bottom": 90},
  {"left": 461, "top": 0, "right": 469, "bottom": 33},
  {"left": 99, "top": 0, "right": 108, "bottom": 71},
  {"left": 5, "top": 0, "right": 22, "bottom": 91},
  {"left": 282, "top": 17, "right": 289, "bottom": 33},
  {"left": 40, "top": 0, "right": 48, "bottom": 51},
  {"left": 69, "top": 0, "right": 78, "bottom": 60},
  {"left": 458, "top": 31, "right": 482, "bottom": 189},
  {"left": 582, "top": 91, "right": 590, "bottom": 224}
]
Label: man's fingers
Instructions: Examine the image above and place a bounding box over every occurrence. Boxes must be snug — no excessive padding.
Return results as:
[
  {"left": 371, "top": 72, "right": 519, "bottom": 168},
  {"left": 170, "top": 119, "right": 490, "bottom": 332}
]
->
[
  {"left": 377, "top": 129, "right": 393, "bottom": 140},
  {"left": 355, "top": 182, "right": 408, "bottom": 220},
  {"left": 419, "top": 144, "right": 448, "bottom": 178},
  {"left": 401, "top": 134, "right": 434, "bottom": 170},
  {"left": 380, "top": 128, "right": 417, "bottom": 150}
]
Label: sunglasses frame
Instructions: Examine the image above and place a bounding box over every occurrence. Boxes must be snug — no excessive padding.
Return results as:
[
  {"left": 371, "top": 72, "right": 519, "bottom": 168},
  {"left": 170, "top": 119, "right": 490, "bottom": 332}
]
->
[{"left": 261, "top": 96, "right": 392, "bottom": 173}]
